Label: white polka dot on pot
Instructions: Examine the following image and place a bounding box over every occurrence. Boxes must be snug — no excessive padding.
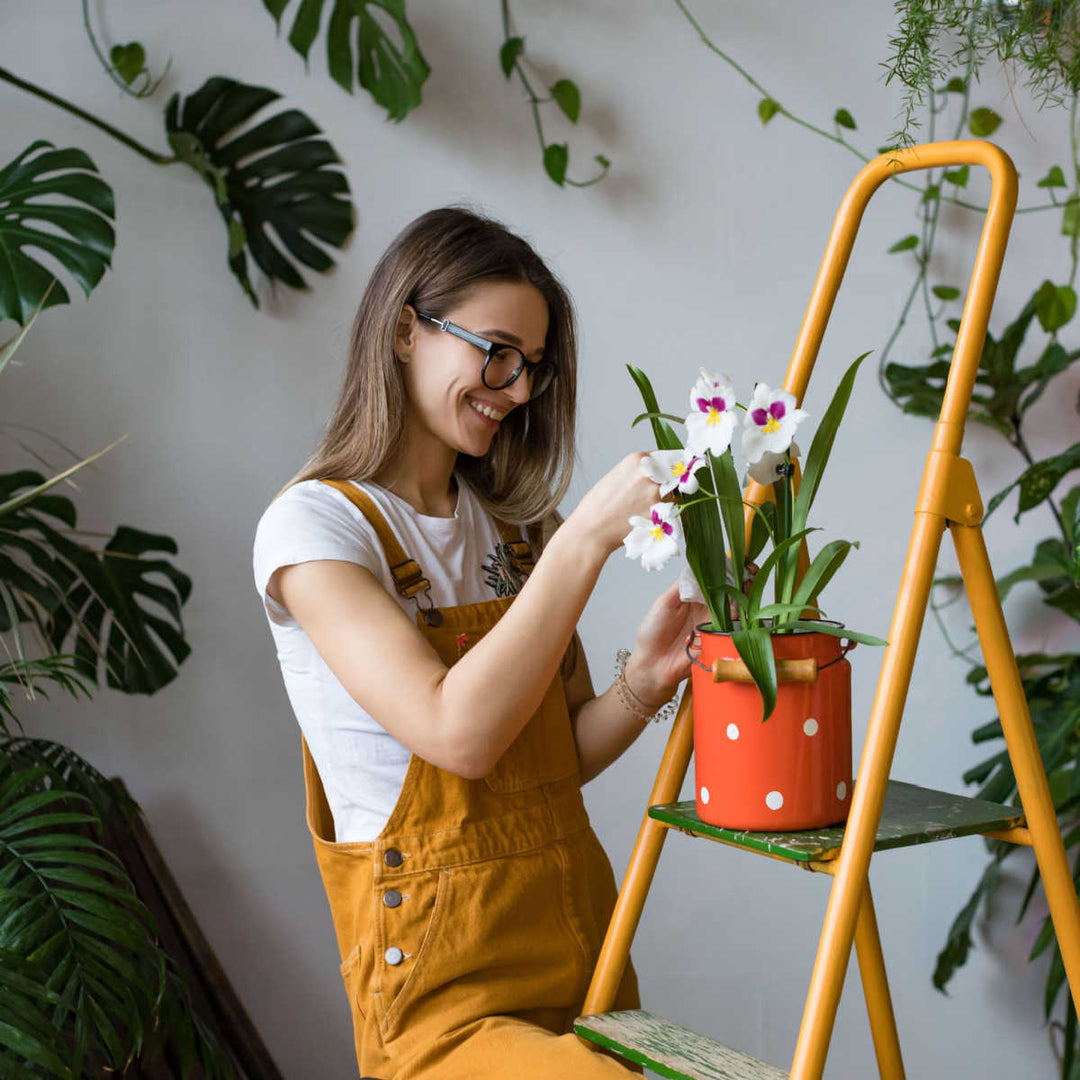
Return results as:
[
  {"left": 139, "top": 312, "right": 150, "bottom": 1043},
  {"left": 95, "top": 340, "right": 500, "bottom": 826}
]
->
[
  {"left": 803, "top": 717, "right": 819, "bottom": 737},
  {"left": 765, "top": 790, "right": 784, "bottom": 811},
  {"left": 726, "top": 723, "right": 739, "bottom": 740},
  {"left": 837, "top": 781, "right": 847, "bottom": 800},
  {"left": 700, "top": 786, "right": 710, "bottom": 805}
]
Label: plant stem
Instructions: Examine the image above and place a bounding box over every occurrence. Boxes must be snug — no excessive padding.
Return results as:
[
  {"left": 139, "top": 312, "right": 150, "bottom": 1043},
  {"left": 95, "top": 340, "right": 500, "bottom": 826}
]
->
[
  {"left": 499, "top": 0, "right": 607, "bottom": 188},
  {"left": 0, "top": 65, "right": 175, "bottom": 166}
]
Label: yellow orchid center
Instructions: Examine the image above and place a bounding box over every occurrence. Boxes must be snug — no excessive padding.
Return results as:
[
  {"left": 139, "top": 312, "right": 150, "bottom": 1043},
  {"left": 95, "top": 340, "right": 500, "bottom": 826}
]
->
[{"left": 763, "top": 416, "right": 781, "bottom": 434}]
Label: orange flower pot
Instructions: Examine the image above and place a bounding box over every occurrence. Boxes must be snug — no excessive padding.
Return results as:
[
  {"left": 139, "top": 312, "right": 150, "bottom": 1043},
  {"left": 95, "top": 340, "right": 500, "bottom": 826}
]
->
[{"left": 690, "top": 625, "right": 853, "bottom": 831}]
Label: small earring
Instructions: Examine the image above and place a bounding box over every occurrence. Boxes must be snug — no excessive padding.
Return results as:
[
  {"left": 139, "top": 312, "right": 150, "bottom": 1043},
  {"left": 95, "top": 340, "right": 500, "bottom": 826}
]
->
[{"left": 400, "top": 352, "right": 410, "bottom": 362}]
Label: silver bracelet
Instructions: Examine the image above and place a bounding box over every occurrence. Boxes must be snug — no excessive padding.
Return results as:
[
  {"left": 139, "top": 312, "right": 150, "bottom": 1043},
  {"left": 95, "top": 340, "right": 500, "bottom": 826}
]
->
[{"left": 614, "top": 648, "right": 679, "bottom": 723}]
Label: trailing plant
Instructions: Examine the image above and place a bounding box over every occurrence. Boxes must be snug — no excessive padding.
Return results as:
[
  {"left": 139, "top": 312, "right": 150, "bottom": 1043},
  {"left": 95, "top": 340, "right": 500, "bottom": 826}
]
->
[
  {"left": 0, "top": 300, "right": 233, "bottom": 1076},
  {"left": 670, "top": 0, "right": 1080, "bottom": 1069}
]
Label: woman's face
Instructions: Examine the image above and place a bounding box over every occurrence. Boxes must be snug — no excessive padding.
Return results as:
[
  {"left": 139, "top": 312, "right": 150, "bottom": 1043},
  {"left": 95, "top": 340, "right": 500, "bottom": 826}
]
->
[{"left": 399, "top": 280, "right": 550, "bottom": 458}]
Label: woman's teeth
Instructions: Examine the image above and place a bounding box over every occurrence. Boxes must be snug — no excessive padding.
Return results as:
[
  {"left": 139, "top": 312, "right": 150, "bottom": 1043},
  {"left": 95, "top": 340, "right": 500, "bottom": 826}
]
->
[{"left": 469, "top": 400, "right": 505, "bottom": 421}]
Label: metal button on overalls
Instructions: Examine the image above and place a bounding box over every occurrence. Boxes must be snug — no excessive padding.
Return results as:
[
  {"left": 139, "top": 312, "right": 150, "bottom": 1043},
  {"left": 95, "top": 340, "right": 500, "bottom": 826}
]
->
[
  {"left": 384, "top": 946, "right": 404, "bottom": 966},
  {"left": 384, "top": 847, "right": 403, "bottom": 867},
  {"left": 383, "top": 889, "right": 402, "bottom": 908}
]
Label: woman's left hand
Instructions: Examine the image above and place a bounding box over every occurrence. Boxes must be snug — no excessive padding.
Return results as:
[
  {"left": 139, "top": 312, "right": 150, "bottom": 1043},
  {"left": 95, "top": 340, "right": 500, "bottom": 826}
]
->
[{"left": 623, "top": 579, "right": 708, "bottom": 707}]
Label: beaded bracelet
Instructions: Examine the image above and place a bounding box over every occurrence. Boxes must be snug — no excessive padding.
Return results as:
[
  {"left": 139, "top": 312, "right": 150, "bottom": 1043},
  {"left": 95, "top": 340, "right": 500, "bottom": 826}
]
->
[{"left": 614, "top": 648, "right": 679, "bottom": 723}]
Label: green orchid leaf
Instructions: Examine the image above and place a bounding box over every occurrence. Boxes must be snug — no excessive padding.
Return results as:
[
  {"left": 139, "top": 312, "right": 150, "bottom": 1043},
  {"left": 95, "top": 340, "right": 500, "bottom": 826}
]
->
[
  {"left": 793, "top": 351, "right": 870, "bottom": 534},
  {"left": 164, "top": 77, "right": 354, "bottom": 305},
  {"left": 265, "top": 0, "right": 430, "bottom": 121},
  {"left": 551, "top": 79, "right": 581, "bottom": 123},
  {"left": 758, "top": 98, "right": 780, "bottom": 124},
  {"left": 500, "top": 36, "right": 524, "bottom": 78},
  {"left": 968, "top": 107, "right": 1002, "bottom": 137},
  {"left": 712, "top": 449, "right": 744, "bottom": 593},
  {"left": 791, "top": 539, "right": 858, "bottom": 611},
  {"left": 626, "top": 365, "right": 681, "bottom": 450},
  {"left": 888, "top": 235, "right": 919, "bottom": 253},
  {"left": 746, "top": 498, "right": 776, "bottom": 563},
  {"left": 732, "top": 626, "right": 777, "bottom": 721},
  {"left": 0, "top": 141, "right": 115, "bottom": 326},
  {"left": 630, "top": 409, "right": 685, "bottom": 428},
  {"left": 1037, "top": 165, "right": 1067, "bottom": 188},
  {"left": 746, "top": 527, "right": 818, "bottom": 619},
  {"left": 543, "top": 143, "right": 568, "bottom": 186},
  {"left": 787, "top": 620, "right": 887, "bottom": 646},
  {"left": 626, "top": 365, "right": 728, "bottom": 629}
]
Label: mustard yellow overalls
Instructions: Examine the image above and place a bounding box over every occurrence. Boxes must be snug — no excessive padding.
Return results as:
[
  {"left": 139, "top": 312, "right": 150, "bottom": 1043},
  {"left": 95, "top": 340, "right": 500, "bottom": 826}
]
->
[{"left": 300, "top": 479, "right": 641, "bottom": 1078}]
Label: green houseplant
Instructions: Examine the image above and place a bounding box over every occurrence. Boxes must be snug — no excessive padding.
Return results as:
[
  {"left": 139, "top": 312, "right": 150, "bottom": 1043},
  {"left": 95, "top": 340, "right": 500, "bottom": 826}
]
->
[
  {"left": 0, "top": 300, "right": 234, "bottom": 1077},
  {"left": 621, "top": 359, "right": 886, "bottom": 830}
]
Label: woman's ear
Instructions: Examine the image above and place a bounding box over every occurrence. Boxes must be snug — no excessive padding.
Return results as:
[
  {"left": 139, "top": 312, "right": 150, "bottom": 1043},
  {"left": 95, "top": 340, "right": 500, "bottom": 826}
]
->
[{"left": 395, "top": 304, "right": 418, "bottom": 362}]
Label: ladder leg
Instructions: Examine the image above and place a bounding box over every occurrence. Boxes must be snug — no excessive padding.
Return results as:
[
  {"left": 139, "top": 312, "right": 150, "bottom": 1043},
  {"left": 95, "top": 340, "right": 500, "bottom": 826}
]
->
[
  {"left": 951, "top": 521, "right": 1080, "bottom": 1015},
  {"left": 581, "top": 687, "right": 695, "bottom": 1015},
  {"left": 789, "top": 509, "right": 947, "bottom": 1080},
  {"left": 854, "top": 881, "right": 905, "bottom": 1080}
]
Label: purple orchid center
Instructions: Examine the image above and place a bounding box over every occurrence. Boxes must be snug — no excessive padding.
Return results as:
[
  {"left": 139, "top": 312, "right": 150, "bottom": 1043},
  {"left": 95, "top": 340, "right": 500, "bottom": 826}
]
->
[
  {"left": 769, "top": 400, "right": 786, "bottom": 420},
  {"left": 650, "top": 509, "right": 674, "bottom": 535},
  {"left": 696, "top": 395, "right": 726, "bottom": 414},
  {"left": 750, "top": 407, "right": 768, "bottom": 427},
  {"left": 680, "top": 456, "right": 700, "bottom": 482}
]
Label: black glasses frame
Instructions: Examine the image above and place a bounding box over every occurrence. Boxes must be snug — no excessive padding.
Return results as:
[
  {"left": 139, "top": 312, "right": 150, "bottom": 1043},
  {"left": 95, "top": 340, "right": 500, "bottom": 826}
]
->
[{"left": 414, "top": 311, "right": 555, "bottom": 396}]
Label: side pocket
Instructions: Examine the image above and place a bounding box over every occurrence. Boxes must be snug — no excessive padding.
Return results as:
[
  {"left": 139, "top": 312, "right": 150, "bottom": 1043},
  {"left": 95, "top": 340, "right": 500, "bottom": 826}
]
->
[{"left": 340, "top": 942, "right": 372, "bottom": 1024}]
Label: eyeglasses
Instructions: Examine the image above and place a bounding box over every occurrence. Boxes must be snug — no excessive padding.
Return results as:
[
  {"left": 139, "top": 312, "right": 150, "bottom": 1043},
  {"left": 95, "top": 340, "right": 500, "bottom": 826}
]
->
[{"left": 415, "top": 311, "right": 556, "bottom": 398}]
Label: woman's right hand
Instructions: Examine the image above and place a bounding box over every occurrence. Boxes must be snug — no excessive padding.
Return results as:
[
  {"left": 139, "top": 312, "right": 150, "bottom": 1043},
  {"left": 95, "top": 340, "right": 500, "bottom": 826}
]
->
[{"left": 564, "top": 451, "right": 664, "bottom": 559}]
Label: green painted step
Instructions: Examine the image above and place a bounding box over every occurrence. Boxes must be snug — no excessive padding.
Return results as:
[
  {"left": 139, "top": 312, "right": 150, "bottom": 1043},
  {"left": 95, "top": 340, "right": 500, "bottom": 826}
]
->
[
  {"left": 649, "top": 779, "right": 1024, "bottom": 864},
  {"left": 574, "top": 1010, "right": 788, "bottom": 1080}
]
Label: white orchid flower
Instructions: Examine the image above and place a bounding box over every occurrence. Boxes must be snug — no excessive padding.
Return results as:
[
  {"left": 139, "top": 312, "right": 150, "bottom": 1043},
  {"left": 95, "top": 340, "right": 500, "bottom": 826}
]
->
[
  {"left": 641, "top": 448, "right": 707, "bottom": 496},
  {"left": 623, "top": 502, "right": 682, "bottom": 572},
  {"left": 746, "top": 440, "right": 801, "bottom": 486},
  {"left": 685, "top": 368, "right": 737, "bottom": 457},
  {"left": 740, "top": 383, "right": 809, "bottom": 463}
]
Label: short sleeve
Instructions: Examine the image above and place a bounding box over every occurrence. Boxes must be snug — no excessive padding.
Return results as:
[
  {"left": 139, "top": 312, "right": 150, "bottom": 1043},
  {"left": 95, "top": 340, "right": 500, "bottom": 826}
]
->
[{"left": 252, "top": 480, "right": 382, "bottom": 626}]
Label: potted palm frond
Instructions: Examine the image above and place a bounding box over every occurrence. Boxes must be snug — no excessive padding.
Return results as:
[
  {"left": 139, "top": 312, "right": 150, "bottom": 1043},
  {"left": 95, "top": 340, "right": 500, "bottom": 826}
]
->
[
  {"left": 0, "top": 297, "right": 237, "bottom": 1076},
  {"left": 623, "top": 354, "right": 886, "bottom": 830}
]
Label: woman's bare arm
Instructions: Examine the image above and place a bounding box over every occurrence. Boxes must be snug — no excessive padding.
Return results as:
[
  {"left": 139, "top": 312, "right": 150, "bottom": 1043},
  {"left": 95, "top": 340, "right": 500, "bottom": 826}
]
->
[{"left": 274, "top": 452, "right": 659, "bottom": 779}]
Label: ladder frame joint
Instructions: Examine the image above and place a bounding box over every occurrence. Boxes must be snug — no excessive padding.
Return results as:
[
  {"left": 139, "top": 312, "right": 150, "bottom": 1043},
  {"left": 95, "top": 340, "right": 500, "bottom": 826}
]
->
[{"left": 915, "top": 450, "right": 983, "bottom": 527}]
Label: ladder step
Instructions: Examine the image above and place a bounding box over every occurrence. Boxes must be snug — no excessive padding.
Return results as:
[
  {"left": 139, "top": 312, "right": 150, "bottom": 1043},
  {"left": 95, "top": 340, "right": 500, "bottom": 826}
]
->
[
  {"left": 574, "top": 1009, "right": 788, "bottom": 1080},
  {"left": 648, "top": 779, "right": 1024, "bottom": 865}
]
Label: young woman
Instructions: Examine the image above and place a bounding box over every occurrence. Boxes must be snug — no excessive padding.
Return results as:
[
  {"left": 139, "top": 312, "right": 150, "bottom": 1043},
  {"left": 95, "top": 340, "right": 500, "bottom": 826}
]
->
[{"left": 253, "top": 207, "right": 705, "bottom": 1078}]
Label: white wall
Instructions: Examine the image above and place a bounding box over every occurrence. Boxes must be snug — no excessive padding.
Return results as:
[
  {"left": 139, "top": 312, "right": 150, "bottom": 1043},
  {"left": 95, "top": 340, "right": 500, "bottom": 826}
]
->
[{"left": 4, "top": 2, "right": 1076, "bottom": 1076}]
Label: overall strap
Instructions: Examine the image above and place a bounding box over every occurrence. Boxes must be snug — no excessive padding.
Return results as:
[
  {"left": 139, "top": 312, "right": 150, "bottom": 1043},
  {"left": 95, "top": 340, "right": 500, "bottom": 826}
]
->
[
  {"left": 496, "top": 520, "right": 536, "bottom": 575},
  {"left": 319, "top": 478, "right": 433, "bottom": 602}
]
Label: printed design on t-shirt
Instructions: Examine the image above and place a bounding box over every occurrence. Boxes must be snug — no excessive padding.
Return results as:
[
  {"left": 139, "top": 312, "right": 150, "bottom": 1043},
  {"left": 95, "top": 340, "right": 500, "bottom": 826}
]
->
[{"left": 481, "top": 542, "right": 528, "bottom": 597}]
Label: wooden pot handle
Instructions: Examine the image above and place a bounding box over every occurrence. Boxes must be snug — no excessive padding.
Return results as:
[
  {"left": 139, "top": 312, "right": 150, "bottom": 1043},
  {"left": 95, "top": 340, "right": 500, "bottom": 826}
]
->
[{"left": 711, "top": 657, "right": 819, "bottom": 684}]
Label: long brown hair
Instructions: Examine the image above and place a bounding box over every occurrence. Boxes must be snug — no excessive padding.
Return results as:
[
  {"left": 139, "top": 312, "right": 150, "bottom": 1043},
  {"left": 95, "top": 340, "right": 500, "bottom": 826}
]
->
[{"left": 278, "top": 206, "right": 577, "bottom": 525}]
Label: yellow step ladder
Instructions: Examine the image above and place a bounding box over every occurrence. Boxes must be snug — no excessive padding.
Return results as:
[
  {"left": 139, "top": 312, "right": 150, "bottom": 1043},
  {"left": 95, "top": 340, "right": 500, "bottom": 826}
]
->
[{"left": 573, "top": 140, "right": 1080, "bottom": 1079}]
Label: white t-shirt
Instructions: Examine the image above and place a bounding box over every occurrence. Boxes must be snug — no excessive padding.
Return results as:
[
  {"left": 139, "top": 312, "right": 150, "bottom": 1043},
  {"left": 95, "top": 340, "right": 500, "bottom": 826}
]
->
[{"left": 252, "top": 475, "right": 530, "bottom": 842}]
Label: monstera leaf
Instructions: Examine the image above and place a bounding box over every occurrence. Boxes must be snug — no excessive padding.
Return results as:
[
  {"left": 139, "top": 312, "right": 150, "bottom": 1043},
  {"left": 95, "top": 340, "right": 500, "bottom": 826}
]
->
[
  {"left": 0, "top": 472, "right": 192, "bottom": 695},
  {"left": 265, "top": 0, "right": 430, "bottom": 121},
  {"left": 0, "top": 141, "right": 115, "bottom": 325},
  {"left": 164, "top": 77, "right": 354, "bottom": 304}
]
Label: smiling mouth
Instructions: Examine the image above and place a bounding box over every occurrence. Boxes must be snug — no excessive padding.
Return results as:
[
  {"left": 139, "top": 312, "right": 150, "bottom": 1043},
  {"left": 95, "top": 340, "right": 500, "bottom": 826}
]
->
[{"left": 468, "top": 398, "right": 507, "bottom": 423}]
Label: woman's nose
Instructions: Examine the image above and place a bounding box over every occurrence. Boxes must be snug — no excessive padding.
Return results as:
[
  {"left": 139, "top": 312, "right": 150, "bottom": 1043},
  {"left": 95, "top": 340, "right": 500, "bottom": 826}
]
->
[{"left": 504, "top": 372, "right": 532, "bottom": 405}]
